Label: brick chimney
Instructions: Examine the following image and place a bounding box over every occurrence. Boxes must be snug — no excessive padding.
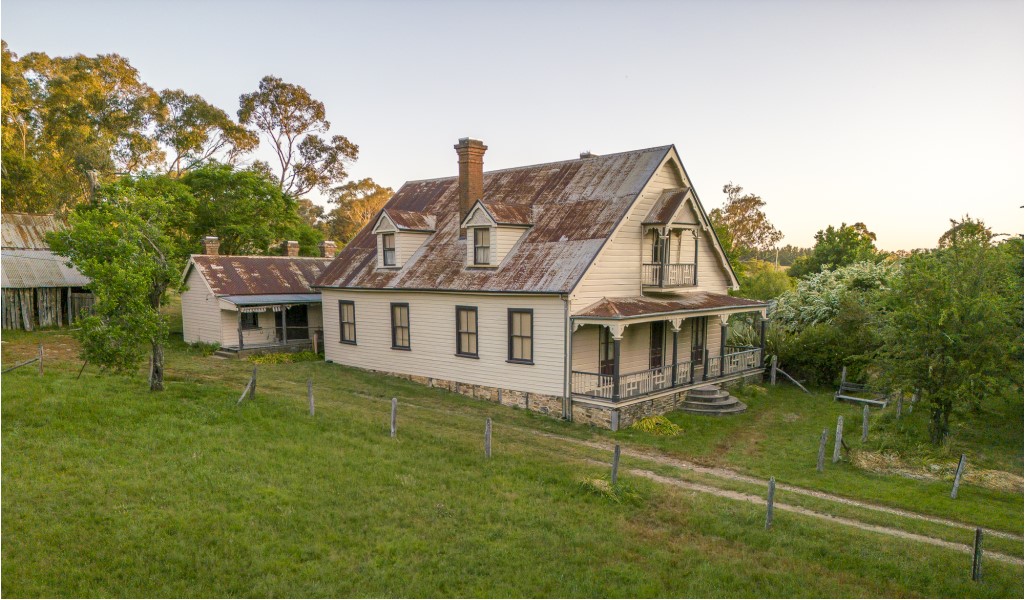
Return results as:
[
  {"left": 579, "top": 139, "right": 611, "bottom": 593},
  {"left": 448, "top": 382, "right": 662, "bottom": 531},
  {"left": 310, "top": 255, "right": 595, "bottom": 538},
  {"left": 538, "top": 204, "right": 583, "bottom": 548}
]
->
[
  {"left": 319, "top": 240, "right": 337, "bottom": 259},
  {"left": 282, "top": 240, "right": 300, "bottom": 257},
  {"left": 454, "top": 137, "right": 487, "bottom": 237},
  {"left": 202, "top": 236, "right": 220, "bottom": 256}
]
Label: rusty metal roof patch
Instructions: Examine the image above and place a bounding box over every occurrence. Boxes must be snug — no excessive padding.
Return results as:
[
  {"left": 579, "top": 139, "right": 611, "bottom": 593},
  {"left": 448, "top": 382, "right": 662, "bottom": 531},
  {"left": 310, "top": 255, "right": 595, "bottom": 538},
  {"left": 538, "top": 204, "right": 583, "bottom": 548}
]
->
[
  {"left": 643, "top": 188, "right": 691, "bottom": 225},
  {"left": 2, "top": 213, "right": 65, "bottom": 250},
  {"left": 384, "top": 209, "right": 436, "bottom": 232},
  {"left": 190, "top": 255, "right": 333, "bottom": 296},
  {"left": 2, "top": 249, "right": 90, "bottom": 288},
  {"left": 573, "top": 293, "right": 766, "bottom": 319}
]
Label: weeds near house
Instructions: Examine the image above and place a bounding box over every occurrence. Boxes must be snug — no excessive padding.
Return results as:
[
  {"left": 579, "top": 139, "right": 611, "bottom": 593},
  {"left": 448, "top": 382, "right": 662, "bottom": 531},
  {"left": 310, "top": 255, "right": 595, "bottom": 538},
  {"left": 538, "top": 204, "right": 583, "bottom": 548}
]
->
[
  {"left": 630, "top": 415, "right": 682, "bottom": 436},
  {"left": 249, "top": 350, "right": 321, "bottom": 364}
]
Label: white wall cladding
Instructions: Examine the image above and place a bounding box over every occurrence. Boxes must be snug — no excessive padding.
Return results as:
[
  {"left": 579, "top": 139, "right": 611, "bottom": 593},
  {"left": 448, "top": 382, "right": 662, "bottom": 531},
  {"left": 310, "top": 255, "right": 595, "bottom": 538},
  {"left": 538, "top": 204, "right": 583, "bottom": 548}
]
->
[
  {"left": 181, "top": 268, "right": 221, "bottom": 344},
  {"left": 322, "top": 289, "right": 567, "bottom": 397}
]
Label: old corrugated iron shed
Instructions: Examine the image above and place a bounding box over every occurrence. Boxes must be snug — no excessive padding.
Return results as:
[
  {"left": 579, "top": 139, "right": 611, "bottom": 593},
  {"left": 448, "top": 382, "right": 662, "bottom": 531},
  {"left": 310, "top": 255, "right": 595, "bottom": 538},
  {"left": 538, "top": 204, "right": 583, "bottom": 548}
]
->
[
  {"left": 316, "top": 145, "right": 674, "bottom": 293},
  {"left": 1, "top": 213, "right": 64, "bottom": 250},
  {"left": 1, "top": 213, "right": 90, "bottom": 289},
  {"left": 574, "top": 293, "right": 765, "bottom": 319},
  {"left": 188, "top": 255, "right": 333, "bottom": 296},
  {"left": 1, "top": 249, "right": 91, "bottom": 288}
]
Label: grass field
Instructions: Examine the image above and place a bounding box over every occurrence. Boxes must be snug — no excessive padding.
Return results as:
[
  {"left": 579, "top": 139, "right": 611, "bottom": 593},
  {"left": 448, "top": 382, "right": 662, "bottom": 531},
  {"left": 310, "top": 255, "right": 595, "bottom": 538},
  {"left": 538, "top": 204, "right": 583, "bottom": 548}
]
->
[{"left": 2, "top": 308, "right": 1022, "bottom": 597}]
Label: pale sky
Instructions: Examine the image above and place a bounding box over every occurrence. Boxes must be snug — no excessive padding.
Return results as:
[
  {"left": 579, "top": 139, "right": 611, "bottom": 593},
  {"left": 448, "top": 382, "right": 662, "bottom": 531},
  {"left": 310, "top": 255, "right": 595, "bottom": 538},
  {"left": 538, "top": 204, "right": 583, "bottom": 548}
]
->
[{"left": 3, "top": 0, "right": 1022, "bottom": 250}]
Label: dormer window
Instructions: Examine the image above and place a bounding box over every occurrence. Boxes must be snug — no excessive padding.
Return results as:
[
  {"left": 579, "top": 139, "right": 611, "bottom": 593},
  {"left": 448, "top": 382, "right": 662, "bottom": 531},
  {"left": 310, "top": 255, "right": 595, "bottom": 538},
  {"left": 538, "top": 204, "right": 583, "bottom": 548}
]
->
[
  {"left": 473, "top": 228, "right": 491, "bottom": 265},
  {"left": 382, "top": 233, "right": 396, "bottom": 266}
]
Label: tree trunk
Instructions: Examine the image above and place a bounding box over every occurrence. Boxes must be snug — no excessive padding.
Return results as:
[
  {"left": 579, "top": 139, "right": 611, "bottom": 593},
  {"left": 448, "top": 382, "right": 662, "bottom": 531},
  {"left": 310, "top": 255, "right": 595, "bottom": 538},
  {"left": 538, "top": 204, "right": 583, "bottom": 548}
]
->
[{"left": 150, "top": 341, "right": 164, "bottom": 392}]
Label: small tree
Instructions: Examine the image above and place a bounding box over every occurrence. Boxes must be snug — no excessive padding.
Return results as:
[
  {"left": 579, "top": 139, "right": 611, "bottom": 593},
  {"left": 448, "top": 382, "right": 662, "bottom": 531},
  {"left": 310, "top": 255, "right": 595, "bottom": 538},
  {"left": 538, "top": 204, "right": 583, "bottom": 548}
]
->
[
  {"left": 710, "top": 183, "right": 784, "bottom": 261},
  {"left": 325, "top": 177, "right": 394, "bottom": 243},
  {"left": 49, "top": 176, "right": 195, "bottom": 391},
  {"left": 877, "top": 218, "right": 1022, "bottom": 443}
]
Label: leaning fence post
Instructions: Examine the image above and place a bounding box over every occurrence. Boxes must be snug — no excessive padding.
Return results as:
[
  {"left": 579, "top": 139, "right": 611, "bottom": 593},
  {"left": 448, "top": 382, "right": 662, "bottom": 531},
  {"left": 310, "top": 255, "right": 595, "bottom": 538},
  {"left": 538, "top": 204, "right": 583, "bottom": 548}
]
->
[
  {"left": 861, "top": 405, "right": 869, "bottom": 443},
  {"left": 611, "top": 444, "right": 621, "bottom": 486},
  {"left": 307, "top": 378, "right": 314, "bottom": 416},
  {"left": 817, "top": 428, "right": 828, "bottom": 472},
  {"left": 390, "top": 397, "right": 398, "bottom": 438},
  {"left": 770, "top": 356, "right": 778, "bottom": 385},
  {"left": 832, "top": 416, "right": 844, "bottom": 463},
  {"left": 972, "top": 527, "right": 983, "bottom": 581},
  {"left": 37, "top": 344, "right": 43, "bottom": 376},
  {"left": 484, "top": 417, "right": 492, "bottom": 458},
  {"left": 765, "top": 477, "right": 776, "bottom": 529},
  {"left": 951, "top": 454, "right": 967, "bottom": 499},
  {"left": 249, "top": 366, "right": 257, "bottom": 400}
]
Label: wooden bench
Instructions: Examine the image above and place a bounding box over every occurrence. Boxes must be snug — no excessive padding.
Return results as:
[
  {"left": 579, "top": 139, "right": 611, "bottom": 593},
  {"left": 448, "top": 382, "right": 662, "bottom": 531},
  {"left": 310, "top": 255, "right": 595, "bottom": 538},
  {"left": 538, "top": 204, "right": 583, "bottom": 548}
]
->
[{"left": 834, "top": 367, "right": 890, "bottom": 408}]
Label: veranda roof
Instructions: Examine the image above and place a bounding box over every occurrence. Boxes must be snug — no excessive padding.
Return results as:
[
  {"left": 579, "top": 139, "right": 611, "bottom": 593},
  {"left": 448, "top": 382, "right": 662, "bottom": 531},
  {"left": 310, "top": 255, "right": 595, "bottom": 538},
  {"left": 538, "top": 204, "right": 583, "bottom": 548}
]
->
[{"left": 574, "top": 292, "right": 765, "bottom": 321}]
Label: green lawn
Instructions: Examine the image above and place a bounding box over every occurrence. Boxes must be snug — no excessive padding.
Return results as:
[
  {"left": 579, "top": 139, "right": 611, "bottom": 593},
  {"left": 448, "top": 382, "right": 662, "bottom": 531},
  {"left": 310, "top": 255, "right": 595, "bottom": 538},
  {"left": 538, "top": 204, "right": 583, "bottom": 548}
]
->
[{"left": 2, "top": 321, "right": 1022, "bottom": 597}]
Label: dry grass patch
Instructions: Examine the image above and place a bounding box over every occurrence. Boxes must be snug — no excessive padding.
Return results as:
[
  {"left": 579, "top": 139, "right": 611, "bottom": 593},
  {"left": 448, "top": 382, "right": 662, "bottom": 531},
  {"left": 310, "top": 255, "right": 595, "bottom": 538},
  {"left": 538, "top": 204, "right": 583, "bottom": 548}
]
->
[{"left": 852, "top": 450, "right": 1024, "bottom": 494}]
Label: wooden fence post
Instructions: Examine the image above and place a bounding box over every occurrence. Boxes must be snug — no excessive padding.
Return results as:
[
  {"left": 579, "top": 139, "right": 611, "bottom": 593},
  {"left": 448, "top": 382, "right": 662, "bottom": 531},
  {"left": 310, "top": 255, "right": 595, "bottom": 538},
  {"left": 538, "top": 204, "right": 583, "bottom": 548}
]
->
[
  {"left": 37, "top": 344, "right": 43, "bottom": 376},
  {"left": 972, "top": 527, "right": 983, "bottom": 581},
  {"left": 951, "top": 454, "right": 967, "bottom": 499},
  {"left": 817, "top": 428, "right": 828, "bottom": 472},
  {"left": 611, "top": 444, "right": 621, "bottom": 486},
  {"left": 249, "top": 366, "right": 257, "bottom": 400},
  {"left": 896, "top": 393, "right": 904, "bottom": 420},
  {"left": 307, "top": 378, "right": 314, "bottom": 416},
  {"left": 484, "top": 417, "right": 492, "bottom": 458},
  {"left": 861, "top": 405, "right": 869, "bottom": 443},
  {"left": 770, "top": 356, "right": 778, "bottom": 385},
  {"left": 832, "top": 416, "right": 844, "bottom": 463},
  {"left": 390, "top": 397, "right": 397, "bottom": 438},
  {"left": 765, "top": 477, "right": 776, "bottom": 529},
  {"left": 313, "top": 332, "right": 319, "bottom": 354}
]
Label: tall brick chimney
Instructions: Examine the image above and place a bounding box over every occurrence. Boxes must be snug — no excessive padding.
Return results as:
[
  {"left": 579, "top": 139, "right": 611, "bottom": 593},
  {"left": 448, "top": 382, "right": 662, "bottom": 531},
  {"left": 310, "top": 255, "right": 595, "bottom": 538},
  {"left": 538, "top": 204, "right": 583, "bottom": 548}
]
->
[
  {"left": 319, "top": 240, "right": 337, "bottom": 259},
  {"left": 283, "top": 240, "right": 300, "bottom": 257},
  {"left": 454, "top": 137, "right": 487, "bottom": 237},
  {"left": 203, "top": 236, "right": 220, "bottom": 256}
]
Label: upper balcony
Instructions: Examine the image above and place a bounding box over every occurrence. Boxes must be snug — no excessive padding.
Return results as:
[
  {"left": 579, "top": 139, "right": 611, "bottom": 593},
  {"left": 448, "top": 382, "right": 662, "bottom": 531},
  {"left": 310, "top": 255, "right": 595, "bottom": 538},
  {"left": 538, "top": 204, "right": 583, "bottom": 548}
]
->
[{"left": 641, "top": 262, "right": 696, "bottom": 289}]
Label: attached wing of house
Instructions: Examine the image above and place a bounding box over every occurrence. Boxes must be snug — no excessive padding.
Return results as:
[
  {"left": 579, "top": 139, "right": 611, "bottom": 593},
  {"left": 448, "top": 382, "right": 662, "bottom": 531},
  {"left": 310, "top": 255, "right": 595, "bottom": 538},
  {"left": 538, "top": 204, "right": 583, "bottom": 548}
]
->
[
  {"left": 181, "top": 240, "right": 335, "bottom": 355},
  {"left": 315, "top": 139, "right": 767, "bottom": 429}
]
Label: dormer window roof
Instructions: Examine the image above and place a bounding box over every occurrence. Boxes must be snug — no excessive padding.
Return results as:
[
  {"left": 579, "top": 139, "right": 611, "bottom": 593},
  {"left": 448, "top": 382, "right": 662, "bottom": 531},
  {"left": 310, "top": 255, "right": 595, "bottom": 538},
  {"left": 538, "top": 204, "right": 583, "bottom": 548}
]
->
[
  {"left": 643, "top": 187, "right": 702, "bottom": 227},
  {"left": 373, "top": 209, "right": 436, "bottom": 234},
  {"left": 459, "top": 200, "right": 533, "bottom": 229}
]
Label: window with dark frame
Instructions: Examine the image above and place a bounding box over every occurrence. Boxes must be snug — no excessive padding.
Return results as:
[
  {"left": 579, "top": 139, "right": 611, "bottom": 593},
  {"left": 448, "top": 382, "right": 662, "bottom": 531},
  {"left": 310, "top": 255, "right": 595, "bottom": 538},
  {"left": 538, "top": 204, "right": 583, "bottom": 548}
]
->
[
  {"left": 391, "top": 303, "right": 410, "bottom": 349},
  {"left": 455, "top": 306, "right": 478, "bottom": 357},
  {"left": 507, "top": 309, "right": 533, "bottom": 363},
  {"left": 240, "top": 312, "right": 259, "bottom": 330},
  {"left": 339, "top": 300, "right": 356, "bottom": 344},
  {"left": 651, "top": 230, "right": 667, "bottom": 264},
  {"left": 649, "top": 321, "right": 665, "bottom": 369},
  {"left": 382, "top": 233, "right": 396, "bottom": 266},
  {"left": 599, "top": 327, "right": 615, "bottom": 376},
  {"left": 473, "top": 228, "right": 491, "bottom": 265}
]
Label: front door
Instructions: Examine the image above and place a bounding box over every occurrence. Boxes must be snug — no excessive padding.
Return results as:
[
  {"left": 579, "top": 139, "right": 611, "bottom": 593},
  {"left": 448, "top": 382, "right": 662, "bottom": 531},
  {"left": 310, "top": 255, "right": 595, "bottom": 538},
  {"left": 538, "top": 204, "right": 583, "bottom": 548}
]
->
[
  {"left": 599, "top": 327, "right": 615, "bottom": 376},
  {"left": 691, "top": 316, "right": 707, "bottom": 365},
  {"left": 275, "top": 305, "right": 309, "bottom": 340},
  {"left": 649, "top": 321, "right": 665, "bottom": 369}
]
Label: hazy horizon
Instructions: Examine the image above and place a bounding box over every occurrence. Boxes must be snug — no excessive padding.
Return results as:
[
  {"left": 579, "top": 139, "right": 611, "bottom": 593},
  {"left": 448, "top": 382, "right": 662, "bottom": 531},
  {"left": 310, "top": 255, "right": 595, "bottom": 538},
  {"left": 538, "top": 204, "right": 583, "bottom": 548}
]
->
[{"left": 3, "top": 0, "right": 1022, "bottom": 250}]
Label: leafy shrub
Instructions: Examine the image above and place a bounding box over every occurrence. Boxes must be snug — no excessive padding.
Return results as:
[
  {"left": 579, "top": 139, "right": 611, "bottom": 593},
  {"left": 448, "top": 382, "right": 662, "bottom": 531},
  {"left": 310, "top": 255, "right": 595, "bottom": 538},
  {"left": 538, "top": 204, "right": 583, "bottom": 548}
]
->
[
  {"left": 249, "top": 350, "right": 320, "bottom": 364},
  {"left": 188, "top": 341, "right": 220, "bottom": 356},
  {"left": 630, "top": 415, "right": 682, "bottom": 436},
  {"left": 735, "top": 259, "right": 795, "bottom": 301},
  {"left": 578, "top": 477, "right": 644, "bottom": 506}
]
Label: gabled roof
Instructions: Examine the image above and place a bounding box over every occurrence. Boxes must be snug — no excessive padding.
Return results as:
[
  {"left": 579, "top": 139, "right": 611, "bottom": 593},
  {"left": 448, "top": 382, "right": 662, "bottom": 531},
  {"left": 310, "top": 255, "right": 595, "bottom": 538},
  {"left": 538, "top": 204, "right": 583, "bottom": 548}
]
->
[
  {"left": 2, "top": 213, "right": 64, "bottom": 249},
  {"left": 574, "top": 293, "right": 765, "bottom": 319},
  {"left": 317, "top": 146, "right": 673, "bottom": 293},
  {"left": 379, "top": 209, "right": 436, "bottom": 232},
  {"left": 644, "top": 188, "right": 693, "bottom": 225},
  {"left": 187, "top": 255, "right": 332, "bottom": 296}
]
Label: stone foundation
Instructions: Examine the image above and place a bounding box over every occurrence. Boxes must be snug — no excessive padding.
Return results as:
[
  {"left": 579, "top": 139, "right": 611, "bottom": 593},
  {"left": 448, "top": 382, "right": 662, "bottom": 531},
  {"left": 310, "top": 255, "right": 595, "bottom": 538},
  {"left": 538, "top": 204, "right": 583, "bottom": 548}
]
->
[{"left": 344, "top": 363, "right": 764, "bottom": 431}]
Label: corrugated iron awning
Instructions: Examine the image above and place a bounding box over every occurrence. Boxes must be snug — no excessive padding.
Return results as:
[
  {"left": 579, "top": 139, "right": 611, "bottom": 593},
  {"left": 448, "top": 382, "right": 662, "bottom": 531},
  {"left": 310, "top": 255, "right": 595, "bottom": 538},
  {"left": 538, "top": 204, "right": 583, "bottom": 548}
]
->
[{"left": 220, "top": 293, "right": 322, "bottom": 306}]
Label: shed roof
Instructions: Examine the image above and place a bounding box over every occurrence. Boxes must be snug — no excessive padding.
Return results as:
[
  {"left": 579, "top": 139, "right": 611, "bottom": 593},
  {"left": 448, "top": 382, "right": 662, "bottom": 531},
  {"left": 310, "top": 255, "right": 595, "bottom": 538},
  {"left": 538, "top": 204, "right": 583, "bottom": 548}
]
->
[
  {"left": 574, "top": 293, "right": 765, "bottom": 319},
  {"left": 188, "top": 255, "right": 333, "bottom": 296},
  {"left": 1, "top": 249, "right": 91, "bottom": 288},
  {"left": 2, "top": 213, "right": 64, "bottom": 249},
  {"left": 316, "top": 145, "right": 673, "bottom": 293}
]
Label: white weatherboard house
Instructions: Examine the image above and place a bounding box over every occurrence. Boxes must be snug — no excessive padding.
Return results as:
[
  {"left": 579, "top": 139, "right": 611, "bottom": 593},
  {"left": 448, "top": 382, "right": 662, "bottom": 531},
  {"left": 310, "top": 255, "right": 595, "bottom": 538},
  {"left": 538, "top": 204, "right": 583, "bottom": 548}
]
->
[
  {"left": 181, "top": 238, "right": 335, "bottom": 356},
  {"left": 314, "top": 139, "right": 768, "bottom": 429}
]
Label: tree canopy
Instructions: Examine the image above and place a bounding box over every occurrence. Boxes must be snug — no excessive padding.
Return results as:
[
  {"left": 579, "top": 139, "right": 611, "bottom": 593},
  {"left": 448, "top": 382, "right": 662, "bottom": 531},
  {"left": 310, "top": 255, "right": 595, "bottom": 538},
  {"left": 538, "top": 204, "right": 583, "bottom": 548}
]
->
[
  {"left": 324, "top": 177, "right": 394, "bottom": 243},
  {"left": 788, "top": 222, "right": 881, "bottom": 278},
  {"left": 709, "top": 183, "right": 784, "bottom": 262}
]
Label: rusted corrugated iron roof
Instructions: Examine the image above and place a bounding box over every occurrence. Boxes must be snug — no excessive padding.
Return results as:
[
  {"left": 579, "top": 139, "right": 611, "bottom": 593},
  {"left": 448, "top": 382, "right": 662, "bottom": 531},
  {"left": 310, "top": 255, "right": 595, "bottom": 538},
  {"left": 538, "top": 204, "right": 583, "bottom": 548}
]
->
[
  {"left": 480, "top": 200, "right": 533, "bottom": 226},
  {"left": 1, "top": 249, "right": 91, "bottom": 288},
  {"left": 385, "top": 209, "right": 436, "bottom": 232},
  {"left": 574, "top": 293, "right": 765, "bottom": 319},
  {"left": 1, "top": 213, "right": 64, "bottom": 250},
  {"left": 189, "top": 255, "right": 333, "bottom": 296},
  {"left": 316, "top": 146, "right": 673, "bottom": 293},
  {"left": 644, "top": 188, "right": 691, "bottom": 225}
]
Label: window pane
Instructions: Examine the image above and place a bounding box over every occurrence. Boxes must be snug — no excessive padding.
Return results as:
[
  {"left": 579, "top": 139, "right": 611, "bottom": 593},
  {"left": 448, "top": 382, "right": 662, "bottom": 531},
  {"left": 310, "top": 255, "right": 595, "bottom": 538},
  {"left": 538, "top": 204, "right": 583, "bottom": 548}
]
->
[
  {"left": 468, "top": 335, "right": 477, "bottom": 355},
  {"left": 467, "top": 312, "right": 476, "bottom": 333},
  {"left": 522, "top": 339, "right": 532, "bottom": 361}
]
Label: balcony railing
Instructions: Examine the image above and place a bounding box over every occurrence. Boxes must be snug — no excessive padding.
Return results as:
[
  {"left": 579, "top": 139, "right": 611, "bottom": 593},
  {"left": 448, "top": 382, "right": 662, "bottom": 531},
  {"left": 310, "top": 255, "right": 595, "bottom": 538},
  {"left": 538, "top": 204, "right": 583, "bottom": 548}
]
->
[
  {"left": 571, "top": 348, "right": 763, "bottom": 402},
  {"left": 642, "top": 263, "right": 696, "bottom": 288}
]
